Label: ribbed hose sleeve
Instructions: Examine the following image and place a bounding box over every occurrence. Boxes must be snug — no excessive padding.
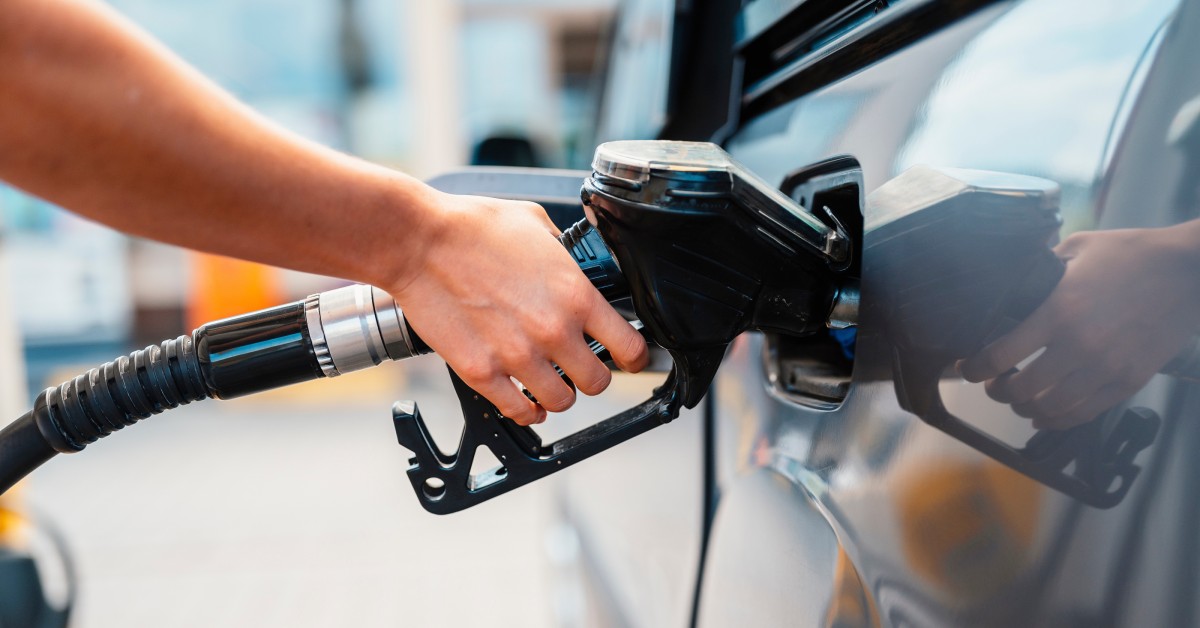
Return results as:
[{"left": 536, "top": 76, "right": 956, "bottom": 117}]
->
[
  {"left": 33, "top": 335, "right": 210, "bottom": 455},
  {"left": 0, "top": 335, "right": 212, "bottom": 495}
]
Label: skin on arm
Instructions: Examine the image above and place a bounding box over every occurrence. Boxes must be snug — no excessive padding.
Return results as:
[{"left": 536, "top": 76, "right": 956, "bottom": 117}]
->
[
  {"left": 0, "top": 0, "right": 647, "bottom": 425},
  {"left": 958, "top": 220, "right": 1200, "bottom": 430}
]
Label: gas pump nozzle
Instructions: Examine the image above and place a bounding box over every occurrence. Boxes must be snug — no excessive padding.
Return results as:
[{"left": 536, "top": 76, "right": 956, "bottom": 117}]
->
[{"left": 393, "top": 141, "right": 850, "bottom": 513}]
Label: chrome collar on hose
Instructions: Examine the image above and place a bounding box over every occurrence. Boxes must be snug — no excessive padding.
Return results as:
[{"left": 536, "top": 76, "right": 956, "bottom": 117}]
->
[{"left": 304, "top": 284, "right": 421, "bottom": 377}]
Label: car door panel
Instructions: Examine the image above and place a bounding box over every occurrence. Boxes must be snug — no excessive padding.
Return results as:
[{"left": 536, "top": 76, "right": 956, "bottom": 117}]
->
[{"left": 701, "top": 0, "right": 1193, "bottom": 625}]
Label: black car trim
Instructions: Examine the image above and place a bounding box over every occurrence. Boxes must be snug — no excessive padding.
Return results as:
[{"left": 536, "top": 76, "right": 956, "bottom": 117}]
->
[
  {"left": 738, "top": 0, "right": 888, "bottom": 87},
  {"left": 741, "top": 0, "right": 1008, "bottom": 120},
  {"left": 658, "top": 0, "right": 741, "bottom": 142}
]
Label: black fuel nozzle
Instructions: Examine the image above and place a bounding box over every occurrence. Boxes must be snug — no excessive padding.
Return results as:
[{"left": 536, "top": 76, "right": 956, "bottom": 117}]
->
[
  {"left": 394, "top": 141, "right": 852, "bottom": 514},
  {"left": 580, "top": 141, "right": 848, "bottom": 407}
]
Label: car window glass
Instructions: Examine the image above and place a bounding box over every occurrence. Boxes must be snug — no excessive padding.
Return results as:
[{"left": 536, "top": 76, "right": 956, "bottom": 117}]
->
[
  {"left": 595, "top": 0, "right": 674, "bottom": 142},
  {"left": 896, "top": 0, "right": 1178, "bottom": 234}
]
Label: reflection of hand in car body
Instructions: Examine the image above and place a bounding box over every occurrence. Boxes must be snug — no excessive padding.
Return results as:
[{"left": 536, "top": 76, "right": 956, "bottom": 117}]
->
[
  {"left": 959, "top": 219, "right": 1200, "bottom": 430},
  {"left": 0, "top": 0, "right": 648, "bottom": 427}
]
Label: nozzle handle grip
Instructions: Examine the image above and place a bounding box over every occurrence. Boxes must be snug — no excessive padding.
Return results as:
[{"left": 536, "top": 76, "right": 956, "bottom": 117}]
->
[{"left": 557, "top": 219, "right": 628, "bottom": 302}]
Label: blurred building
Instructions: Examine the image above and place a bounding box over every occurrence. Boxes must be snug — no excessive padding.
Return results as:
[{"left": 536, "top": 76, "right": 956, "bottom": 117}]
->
[{"left": 460, "top": 0, "right": 615, "bottom": 168}]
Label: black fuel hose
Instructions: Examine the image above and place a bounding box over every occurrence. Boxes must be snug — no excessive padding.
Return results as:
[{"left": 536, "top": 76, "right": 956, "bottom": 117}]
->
[
  {"left": 0, "top": 412, "right": 56, "bottom": 496},
  {"left": 0, "top": 220, "right": 626, "bottom": 496},
  {"left": 0, "top": 336, "right": 209, "bottom": 495}
]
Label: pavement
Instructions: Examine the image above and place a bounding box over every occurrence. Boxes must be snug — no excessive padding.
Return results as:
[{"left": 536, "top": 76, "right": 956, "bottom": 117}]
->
[{"left": 21, "top": 358, "right": 565, "bottom": 628}]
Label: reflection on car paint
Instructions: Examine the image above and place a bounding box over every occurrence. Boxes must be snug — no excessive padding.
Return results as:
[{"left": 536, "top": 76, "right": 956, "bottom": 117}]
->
[
  {"left": 864, "top": 165, "right": 1169, "bottom": 506},
  {"left": 896, "top": 0, "right": 1178, "bottom": 233},
  {"left": 823, "top": 545, "right": 882, "bottom": 628},
  {"left": 894, "top": 460, "right": 1041, "bottom": 604},
  {"left": 706, "top": 0, "right": 1199, "bottom": 625}
]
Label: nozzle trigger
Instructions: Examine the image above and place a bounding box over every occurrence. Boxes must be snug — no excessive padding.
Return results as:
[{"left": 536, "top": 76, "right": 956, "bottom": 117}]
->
[{"left": 392, "top": 364, "right": 682, "bottom": 515}]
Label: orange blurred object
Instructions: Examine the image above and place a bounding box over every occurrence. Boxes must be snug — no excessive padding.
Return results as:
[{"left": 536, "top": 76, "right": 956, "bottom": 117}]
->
[
  {"left": 187, "top": 252, "right": 283, "bottom": 329},
  {"left": 0, "top": 484, "right": 25, "bottom": 546},
  {"left": 896, "top": 459, "right": 1042, "bottom": 602},
  {"left": 823, "top": 546, "right": 881, "bottom": 628}
]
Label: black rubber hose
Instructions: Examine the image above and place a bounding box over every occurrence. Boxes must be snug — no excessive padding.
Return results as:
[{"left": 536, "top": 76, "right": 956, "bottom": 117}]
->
[
  {"left": 0, "top": 412, "right": 56, "bottom": 495},
  {"left": 0, "top": 335, "right": 210, "bottom": 495}
]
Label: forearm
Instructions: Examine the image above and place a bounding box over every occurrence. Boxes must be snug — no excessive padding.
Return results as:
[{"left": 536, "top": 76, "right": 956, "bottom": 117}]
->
[
  {"left": 0, "top": 0, "right": 650, "bottom": 424},
  {"left": 0, "top": 0, "right": 429, "bottom": 288}
]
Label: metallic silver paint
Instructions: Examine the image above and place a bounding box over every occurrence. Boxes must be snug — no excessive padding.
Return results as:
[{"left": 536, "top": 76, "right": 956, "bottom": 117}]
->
[{"left": 560, "top": 0, "right": 1200, "bottom": 625}]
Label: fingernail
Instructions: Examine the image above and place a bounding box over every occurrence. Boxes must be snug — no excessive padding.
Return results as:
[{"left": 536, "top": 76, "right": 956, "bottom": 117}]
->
[
  {"left": 956, "top": 359, "right": 979, "bottom": 382},
  {"left": 959, "top": 362, "right": 995, "bottom": 383}
]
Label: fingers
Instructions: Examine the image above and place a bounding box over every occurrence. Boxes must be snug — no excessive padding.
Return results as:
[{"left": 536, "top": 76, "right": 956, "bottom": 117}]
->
[
  {"left": 514, "top": 362, "right": 577, "bottom": 414},
  {"left": 982, "top": 346, "right": 1070, "bottom": 405},
  {"left": 552, "top": 341, "right": 612, "bottom": 397},
  {"left": 471, "top": 346, "right": 604, "bottom": 422},
  {"left": 583, "top": 294, "right": 648, "bottom": 373},
  {"left": 959, "top": 304, "right": 1057, "bottom": 383},
  {"left": 467, "top": 372, "right": 546, "bottom": 426},
  {"left": 1041, "top": 385, "right": 1134, "bottom": 430},
  {"left": 979, "top": 346, "right": 1110, "bottom": 428},
  {"left": 1010, "top": 368, "right": 1103, "bottom": 426}
]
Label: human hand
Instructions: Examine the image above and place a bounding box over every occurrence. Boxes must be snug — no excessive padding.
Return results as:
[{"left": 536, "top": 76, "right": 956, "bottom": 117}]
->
[
  {"left": 958, "top": 223, "right": 1200, "bottom": 430},
  {"left": 385, "top": 190, "right": 648, "bottom": 426}
]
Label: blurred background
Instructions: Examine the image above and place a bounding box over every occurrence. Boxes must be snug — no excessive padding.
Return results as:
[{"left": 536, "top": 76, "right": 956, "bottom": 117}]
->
[
  {"left": 4, "top": 0, "right": 622, "bottom": 375},
  {"left": 0, "top": 0, "right": 672, "bottom": 625}
]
